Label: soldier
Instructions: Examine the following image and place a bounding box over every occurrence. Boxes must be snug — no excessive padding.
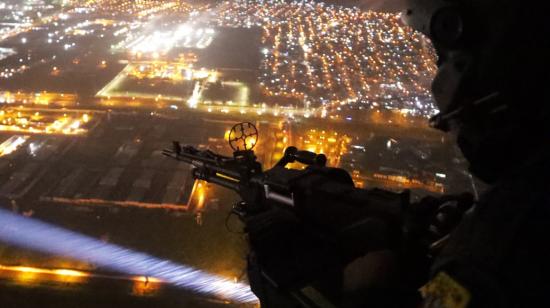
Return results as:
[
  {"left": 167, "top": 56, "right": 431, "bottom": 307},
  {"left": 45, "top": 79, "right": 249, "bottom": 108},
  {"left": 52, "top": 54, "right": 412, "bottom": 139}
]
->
[
  {"left": 404, "top": 0, "right": 550, "bottom": 306},
  {"left": 248, "top": 0, "right": 550, "bottom": 307}
]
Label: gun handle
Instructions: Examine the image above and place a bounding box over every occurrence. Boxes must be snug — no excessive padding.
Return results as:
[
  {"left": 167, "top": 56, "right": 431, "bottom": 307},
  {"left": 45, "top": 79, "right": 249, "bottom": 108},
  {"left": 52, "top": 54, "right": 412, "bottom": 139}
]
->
[{"left": 277, "top": 147, "right": 327, "bottom": 167}]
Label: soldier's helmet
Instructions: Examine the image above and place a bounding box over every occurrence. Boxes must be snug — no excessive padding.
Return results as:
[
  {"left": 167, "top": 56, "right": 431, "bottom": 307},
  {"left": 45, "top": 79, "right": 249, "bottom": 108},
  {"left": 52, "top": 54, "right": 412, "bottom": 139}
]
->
[{"left": 404, "top": 0, "right": 550, "bottom": 183}]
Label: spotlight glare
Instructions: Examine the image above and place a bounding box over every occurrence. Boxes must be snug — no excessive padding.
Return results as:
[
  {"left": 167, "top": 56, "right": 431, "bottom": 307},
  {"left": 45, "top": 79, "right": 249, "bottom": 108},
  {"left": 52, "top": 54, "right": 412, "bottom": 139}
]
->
[{"left": 0, "top": 209, "right": 258, "bottom": 304}]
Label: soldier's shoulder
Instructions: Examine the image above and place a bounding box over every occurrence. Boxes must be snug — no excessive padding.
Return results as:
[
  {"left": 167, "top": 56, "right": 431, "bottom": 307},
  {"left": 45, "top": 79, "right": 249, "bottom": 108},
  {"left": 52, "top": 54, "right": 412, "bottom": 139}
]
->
[{"left": 424, "top": 159, "right": 550, "bottom": 307}]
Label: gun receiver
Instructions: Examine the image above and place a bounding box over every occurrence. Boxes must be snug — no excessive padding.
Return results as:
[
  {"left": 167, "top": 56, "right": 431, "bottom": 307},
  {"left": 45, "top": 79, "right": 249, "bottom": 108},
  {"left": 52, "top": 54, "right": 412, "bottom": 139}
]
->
[{"left": 163, "top": 139, "right": 409, "bottom": 288}]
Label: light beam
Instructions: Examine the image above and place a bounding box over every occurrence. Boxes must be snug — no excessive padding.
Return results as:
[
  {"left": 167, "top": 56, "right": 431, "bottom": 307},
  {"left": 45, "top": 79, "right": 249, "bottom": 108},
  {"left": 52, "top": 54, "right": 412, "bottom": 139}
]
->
[{"left": 0, "top": 208, "right": 258, "bottom": 303}]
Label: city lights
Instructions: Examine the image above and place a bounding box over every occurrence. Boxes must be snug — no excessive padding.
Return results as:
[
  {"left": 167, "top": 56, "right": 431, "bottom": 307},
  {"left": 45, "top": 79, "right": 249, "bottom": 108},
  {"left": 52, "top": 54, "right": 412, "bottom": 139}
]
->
[
  {"left": 0, "top": 135, "right": 29, "bottom": 157},
  {"left": 0, "top": 109, "right": 92, "bottom": 135},
  {"left": 214, "top": 0, "right": 439, "bottom": 118},
  {"left": 125, "top": 26, "right": 215, "bottom": 55}
]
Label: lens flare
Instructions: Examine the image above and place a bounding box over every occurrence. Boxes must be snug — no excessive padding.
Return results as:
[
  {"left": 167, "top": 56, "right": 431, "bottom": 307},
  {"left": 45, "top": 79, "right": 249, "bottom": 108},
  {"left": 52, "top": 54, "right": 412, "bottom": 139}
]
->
[{"left": 0, "top": 208, "right": 257, "bottom": 303}]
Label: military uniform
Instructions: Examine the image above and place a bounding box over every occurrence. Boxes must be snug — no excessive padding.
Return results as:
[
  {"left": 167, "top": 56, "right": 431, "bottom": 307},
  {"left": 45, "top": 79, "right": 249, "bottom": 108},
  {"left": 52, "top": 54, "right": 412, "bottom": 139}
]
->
[{"left": 423, "top": 153, "right": 550, "bottom": 307}]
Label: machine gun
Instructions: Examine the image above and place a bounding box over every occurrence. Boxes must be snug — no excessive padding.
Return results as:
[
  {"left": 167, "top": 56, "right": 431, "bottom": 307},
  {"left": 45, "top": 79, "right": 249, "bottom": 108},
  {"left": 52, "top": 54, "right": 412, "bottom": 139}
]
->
[{"left": 163, "top": 122, "right": 413, "bottom": 304}]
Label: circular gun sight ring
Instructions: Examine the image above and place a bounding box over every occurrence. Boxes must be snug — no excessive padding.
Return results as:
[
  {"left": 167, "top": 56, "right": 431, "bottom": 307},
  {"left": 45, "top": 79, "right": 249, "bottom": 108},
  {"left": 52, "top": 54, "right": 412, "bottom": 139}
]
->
[{"left": 228, "top": 122, "right": 259, "bottom": 151}]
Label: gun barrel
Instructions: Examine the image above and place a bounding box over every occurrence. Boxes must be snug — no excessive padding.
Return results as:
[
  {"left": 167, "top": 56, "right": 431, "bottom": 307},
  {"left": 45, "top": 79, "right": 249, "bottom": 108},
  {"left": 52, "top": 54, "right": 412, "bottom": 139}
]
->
[
  {"left": 163, "top": 148, "right": 243, "bottom": 192},
  {"left": 162, "top": 149, "right": 214, "bottom": 165}
]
